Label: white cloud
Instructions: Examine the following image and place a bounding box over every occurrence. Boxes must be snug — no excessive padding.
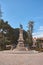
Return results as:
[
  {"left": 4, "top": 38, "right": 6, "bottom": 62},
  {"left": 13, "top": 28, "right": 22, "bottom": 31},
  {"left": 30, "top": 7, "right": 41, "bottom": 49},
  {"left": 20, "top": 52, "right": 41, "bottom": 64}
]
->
[
  {"left": 26, "top": 16, "right": 43, "bottom": 20},
  {"left": 33, "top": 32, "right": 43, "bottom": 38},
  {"left": 33, "top": 26, "right": 43, "bottom": 38},
  {"left": 34, "top": 17, "right": 43, "bottom": 19},
  {"left": 38, "top": 26, "right": 43, "bottom": 31}
]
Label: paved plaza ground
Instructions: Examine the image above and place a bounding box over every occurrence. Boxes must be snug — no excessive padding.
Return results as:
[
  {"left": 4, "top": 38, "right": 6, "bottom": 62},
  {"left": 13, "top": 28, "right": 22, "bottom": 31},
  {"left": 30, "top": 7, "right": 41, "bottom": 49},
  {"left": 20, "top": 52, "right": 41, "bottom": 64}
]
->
[{"left": 0, "top": 51, "right": 43, "bottom": 65}]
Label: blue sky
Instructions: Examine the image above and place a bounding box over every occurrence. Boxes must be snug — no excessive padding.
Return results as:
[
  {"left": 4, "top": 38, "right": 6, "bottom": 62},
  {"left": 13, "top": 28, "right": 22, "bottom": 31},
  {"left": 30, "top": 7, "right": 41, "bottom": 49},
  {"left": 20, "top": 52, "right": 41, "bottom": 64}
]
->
[{"left": 0, "top": 0, "right": 43, "bottom": 37}]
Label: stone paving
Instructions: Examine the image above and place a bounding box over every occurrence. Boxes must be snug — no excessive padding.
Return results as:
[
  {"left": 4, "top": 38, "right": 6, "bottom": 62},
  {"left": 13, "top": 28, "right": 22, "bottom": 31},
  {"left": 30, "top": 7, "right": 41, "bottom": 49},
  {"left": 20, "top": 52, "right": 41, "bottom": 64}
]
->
[{"left": 0, "top": 51, "right": 43, "bottom": 65}]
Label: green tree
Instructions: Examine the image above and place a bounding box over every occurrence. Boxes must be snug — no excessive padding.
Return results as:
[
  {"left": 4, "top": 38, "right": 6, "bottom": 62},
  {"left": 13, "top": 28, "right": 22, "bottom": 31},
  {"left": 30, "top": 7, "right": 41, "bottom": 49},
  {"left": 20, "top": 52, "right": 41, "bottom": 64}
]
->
[
  {"left": 0, "top": 19, "right": 12, "bottom": 50},
  {"left": 36, "top": 39, "right": 42, "bottom": 49},
  {"left": 0, "top": 19, "right": 29, "bottom": 50},
  {"left": 27, "top": 21, "right": 34, "bottom": 48}
]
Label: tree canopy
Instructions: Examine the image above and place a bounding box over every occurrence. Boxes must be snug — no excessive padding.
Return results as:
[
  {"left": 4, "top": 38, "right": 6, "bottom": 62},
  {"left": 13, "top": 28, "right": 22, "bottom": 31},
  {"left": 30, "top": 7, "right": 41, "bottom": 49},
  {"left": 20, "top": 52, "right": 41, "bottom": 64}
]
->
[{"left": 0, "top": 19, "right": 28, "bottom": 50}]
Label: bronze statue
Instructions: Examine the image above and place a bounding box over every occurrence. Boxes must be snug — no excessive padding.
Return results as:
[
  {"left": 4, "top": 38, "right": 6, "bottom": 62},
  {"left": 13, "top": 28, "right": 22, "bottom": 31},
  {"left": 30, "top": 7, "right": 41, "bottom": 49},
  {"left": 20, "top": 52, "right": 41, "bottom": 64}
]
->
[{"left": 20, "top": 24, "right": 23, "bottom": 29}]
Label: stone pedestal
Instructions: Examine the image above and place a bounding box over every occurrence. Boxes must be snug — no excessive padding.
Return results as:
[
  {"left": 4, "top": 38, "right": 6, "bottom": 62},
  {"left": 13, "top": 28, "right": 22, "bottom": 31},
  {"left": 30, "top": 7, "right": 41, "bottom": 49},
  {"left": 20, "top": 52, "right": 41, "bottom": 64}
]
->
[{"left": 17, "top": 28, "right": 27, "bottom": 51}]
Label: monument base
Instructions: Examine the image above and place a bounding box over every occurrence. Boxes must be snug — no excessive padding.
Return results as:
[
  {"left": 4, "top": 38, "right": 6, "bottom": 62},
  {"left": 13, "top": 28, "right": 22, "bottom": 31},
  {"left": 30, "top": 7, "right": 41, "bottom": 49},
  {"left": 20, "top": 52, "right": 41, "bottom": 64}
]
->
[
  {"left": 17, "top": 47, "right": 28, "bottom": 51},
  {"left": 17, "top": 42, "right": 28, "bottom": 51},
  {"left": 12, "top": 50, "right": 38, "bottom": 54}
]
